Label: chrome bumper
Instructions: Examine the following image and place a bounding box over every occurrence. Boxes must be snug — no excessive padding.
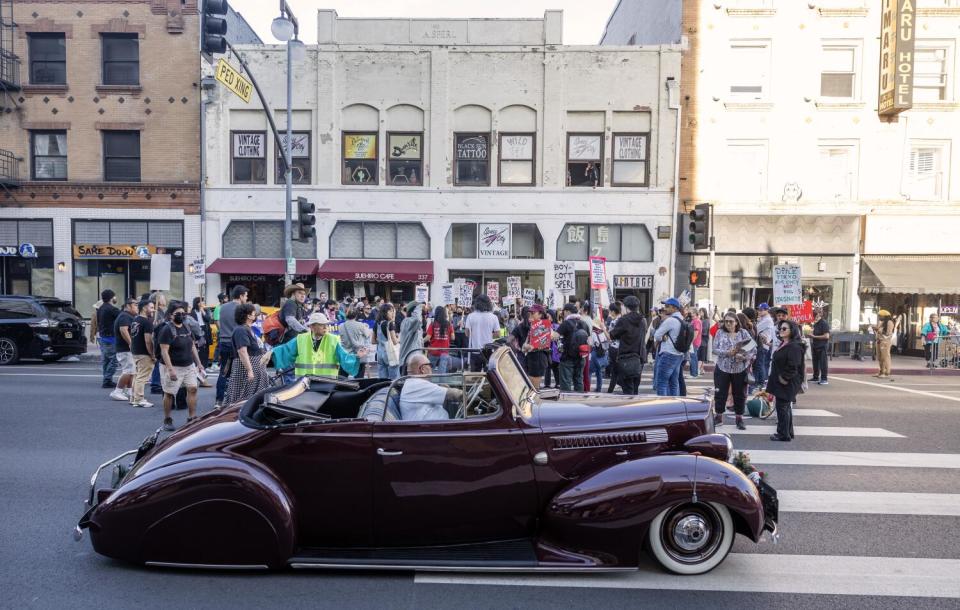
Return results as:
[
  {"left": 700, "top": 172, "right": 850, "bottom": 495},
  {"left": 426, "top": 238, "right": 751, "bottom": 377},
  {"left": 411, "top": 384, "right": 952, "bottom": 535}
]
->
[{"left": 84, "top": 449, "right": 138, "bottom": 508}]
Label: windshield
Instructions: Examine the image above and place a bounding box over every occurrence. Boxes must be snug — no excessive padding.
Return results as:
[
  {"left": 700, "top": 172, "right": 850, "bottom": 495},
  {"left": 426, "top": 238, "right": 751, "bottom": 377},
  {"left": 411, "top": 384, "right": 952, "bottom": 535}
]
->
[
  {"left": 493, "top": 348, "right": 536, "bottom": 419},
  {"left": 41, "top": 301, "right": 81, "bottom": 319}
]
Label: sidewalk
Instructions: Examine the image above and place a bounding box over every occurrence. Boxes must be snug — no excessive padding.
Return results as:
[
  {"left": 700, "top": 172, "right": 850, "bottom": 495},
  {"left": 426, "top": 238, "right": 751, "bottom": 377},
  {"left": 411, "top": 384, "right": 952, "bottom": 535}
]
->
[{"left": 701, "top": 353, "right": 960, "bottom": 376}]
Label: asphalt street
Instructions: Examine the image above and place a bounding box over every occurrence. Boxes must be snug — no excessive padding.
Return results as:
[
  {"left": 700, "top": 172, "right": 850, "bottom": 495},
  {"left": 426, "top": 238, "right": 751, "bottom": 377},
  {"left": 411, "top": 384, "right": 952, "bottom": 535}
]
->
[{"left": 1, "top": 361, "right": 959, "bottom": 609}]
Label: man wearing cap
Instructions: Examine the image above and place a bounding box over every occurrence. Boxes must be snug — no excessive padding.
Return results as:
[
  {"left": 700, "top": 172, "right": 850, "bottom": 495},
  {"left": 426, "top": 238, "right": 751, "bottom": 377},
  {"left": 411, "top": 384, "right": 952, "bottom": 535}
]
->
[
  {"left": 271, "top": 312, "right": 365, "bottom": 378},
  {"left": 653, "top": 298, "right": 685, "bottom": 396},
  {"left": 280, "top": 283, "right": 309, "bottom": 344},
  {"left": 754, "top": 303, "right": 775, "bottom": 388}
]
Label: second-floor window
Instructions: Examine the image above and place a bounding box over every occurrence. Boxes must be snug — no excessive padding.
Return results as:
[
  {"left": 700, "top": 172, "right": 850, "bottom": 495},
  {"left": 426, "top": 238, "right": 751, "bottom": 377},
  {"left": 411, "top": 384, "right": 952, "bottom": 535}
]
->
[
  {"left": 454, "top": 133, "right": 490, "bottom": 186},
  {"left": 724, "top": 140, "right": 768, "bottom": 201},
  {"left": 914, "top": 45, "right": 950, "bottom": 102},
  {"left": 103, "top": 131, "right": 140, "bottom": 182},
  {"left": 907, "top": 142, "right": 949, "bottom": 201},
  {"left": 816, "top": 142, "right": 857, "bottom": 201},
  {"left": 729, "top": 41, "right": 770, "bottom": 100},
  {"left": 28, "top": 33, "right": 66, "bottom": 85},
  {"left": 387, "top": 132, "right": 423, "bottom": 186},
  {"left": 342, "top": 132, "right": 378, "bottom": 185},
  {"left": 275, "top": 132, "right": 311, "bottom": 184},
  {"left": 232, "top": 131, "right": 266, "bottom": 184},
  {"left": 820, "top": 45, "right": 857, "bottom": 99},
  {"left": 498, "top": 133, "right": 535, "bottom": 186},
  {"left": 31, "top": 131, "right": 67, "bottom": 180},
  {"left": 567, "top": 133, "right": 603, "bottom": 187},
  {"left": 612, "top": 133, "right": 649, "bottom": 186},
  {"left": 101, "top": 33, "right": 139, "bottom": 86}
]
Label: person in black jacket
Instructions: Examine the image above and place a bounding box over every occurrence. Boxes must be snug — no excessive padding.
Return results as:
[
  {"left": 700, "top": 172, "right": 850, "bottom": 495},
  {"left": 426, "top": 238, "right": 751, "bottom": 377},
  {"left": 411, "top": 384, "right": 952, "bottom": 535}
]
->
[
  {"left": 766, "top": 320, "right": 806, "bottom": 442},
  {"left": 609, "top": 296, "right": 648, "bottom": 395}
]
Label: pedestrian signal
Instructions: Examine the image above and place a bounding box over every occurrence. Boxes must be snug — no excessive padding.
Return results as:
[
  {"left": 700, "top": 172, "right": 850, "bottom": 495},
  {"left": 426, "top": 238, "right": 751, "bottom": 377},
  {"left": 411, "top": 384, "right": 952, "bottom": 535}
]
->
[{"left": 689, "top": 268, "right": 708, "bottom": 287}]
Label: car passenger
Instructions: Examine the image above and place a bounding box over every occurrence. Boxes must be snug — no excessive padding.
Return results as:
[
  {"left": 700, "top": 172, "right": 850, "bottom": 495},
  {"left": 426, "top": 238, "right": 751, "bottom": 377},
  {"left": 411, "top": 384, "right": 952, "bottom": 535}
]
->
[{"left": 398, "top": 354, "right": 463, "bottom": 421}]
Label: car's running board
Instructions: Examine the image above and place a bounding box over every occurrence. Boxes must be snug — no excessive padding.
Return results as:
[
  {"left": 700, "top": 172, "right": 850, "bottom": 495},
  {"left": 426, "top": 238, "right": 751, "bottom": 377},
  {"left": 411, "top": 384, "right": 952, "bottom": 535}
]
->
[{"left": 290, "top": 539, "right": 539, "bottom": 569}]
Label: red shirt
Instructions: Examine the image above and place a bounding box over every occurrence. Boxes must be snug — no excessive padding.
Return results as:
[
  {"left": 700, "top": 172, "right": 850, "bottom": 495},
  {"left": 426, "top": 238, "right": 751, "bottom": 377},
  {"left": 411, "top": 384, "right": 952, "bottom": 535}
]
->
[{"left": 426, "top": 322, "right": 451, "bottom": 356}]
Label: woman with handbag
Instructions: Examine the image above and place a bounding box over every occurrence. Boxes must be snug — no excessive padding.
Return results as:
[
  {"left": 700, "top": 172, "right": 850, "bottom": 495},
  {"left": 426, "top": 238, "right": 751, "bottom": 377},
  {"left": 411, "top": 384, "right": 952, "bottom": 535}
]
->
[
  {"left": 766, "top": 320, "right": 806, "bottom": 441},
  {"left": 376, "top": 303, "right": 401, "bottom": 379},
  {"left": 713, "top": 313, "right": 757, "bottom": 430}
]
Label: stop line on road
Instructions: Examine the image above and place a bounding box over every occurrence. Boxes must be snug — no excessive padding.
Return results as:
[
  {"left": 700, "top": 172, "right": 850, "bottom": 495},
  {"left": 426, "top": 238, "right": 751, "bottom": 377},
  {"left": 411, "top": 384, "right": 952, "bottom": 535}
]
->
[{"left": 730, "top": 426, "right": 904, "bottom": 438}]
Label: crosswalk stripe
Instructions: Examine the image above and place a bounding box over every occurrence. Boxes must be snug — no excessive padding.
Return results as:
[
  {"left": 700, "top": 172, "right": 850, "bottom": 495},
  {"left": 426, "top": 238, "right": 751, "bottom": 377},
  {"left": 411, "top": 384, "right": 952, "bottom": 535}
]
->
[
  {"left": 748, "top": 450, "right": 960, "bottom": 469},
  {"left": 729, "top": 426, "right": 904, "bottom": 438},
  {"left": 414, "top": 554, "right": 960, "bottom": 598},
  {"left": 778, "top": 490, "right": 960, "bottom": 516},
  {"left": 833, "top": 376, "right": 960, "bottom": 403},
  {"left": 790, "top": 409, "right": 840, "bottom": 417}
]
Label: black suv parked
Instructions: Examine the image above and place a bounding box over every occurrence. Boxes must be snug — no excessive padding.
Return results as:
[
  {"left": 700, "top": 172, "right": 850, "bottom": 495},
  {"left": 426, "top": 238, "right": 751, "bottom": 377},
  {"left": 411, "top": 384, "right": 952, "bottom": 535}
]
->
[{"left": 0, "top": 296, "right": 87, "bottom": 365}]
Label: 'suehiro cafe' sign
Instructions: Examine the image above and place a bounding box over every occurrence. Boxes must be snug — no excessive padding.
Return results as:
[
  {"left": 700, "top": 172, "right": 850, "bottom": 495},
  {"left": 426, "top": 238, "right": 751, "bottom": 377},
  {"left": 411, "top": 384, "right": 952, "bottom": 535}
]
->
[{"left": 878, "top": 0, "right": 915, "bottom": 117}]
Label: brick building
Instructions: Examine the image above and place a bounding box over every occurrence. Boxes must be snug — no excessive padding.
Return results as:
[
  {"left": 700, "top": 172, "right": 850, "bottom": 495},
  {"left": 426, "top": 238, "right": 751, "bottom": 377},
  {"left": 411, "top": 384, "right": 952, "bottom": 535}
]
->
[{"left": 0, "top": 0, "right": 201, "bottom": 316}]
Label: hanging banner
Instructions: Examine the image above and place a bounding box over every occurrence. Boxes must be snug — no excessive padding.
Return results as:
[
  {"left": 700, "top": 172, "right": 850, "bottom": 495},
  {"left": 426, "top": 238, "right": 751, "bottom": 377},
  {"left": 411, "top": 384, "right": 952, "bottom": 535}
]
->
[
  {"left": 506, "top": 276, "right": 522, "bottom": 299},
  {"left": 878, "top": 0, "right": 915, "bottom": 117},
  {"left": 440, "top": 283, "right": 455, "bottom": 306},
  {"left": 773, "top": 264, "right": 803, "bottom": 306},
  {"left": 415, "top": 283, "right": 429, "bottom": 303},
  {"left": 553, "top": 261, "right": 575, "bottom": 293},
  {"left": 478, "top": 224, "right": 510, "bottom": 259},
  {"left": 589, "top": 256, "right": 607, "bottom": 289},
  {"left": 486, "top": 281, "right": 500, "bottom": 304},
  {"left": 522, "top": 288, "right": 536, "bottom": 308}
]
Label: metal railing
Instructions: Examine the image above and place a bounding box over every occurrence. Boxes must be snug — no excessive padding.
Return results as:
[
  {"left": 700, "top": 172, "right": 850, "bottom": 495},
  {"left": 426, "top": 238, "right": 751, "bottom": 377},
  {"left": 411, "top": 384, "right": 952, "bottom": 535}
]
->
[{"left": 0, "top": 149, "right": 20, "bottom": 186}]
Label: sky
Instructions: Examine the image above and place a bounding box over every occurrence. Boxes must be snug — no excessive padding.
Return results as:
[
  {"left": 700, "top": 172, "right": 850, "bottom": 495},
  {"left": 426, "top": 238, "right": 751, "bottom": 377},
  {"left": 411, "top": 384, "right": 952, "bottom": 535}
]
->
[{"left": 228, "top": 0, "right": 621, "bottom": 46}]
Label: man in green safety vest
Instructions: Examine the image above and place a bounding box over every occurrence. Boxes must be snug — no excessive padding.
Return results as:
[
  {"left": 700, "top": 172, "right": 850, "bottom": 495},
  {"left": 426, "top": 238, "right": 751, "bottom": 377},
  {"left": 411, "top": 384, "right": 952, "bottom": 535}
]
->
[{"left": 271, "top": 312, "right": 365, "bottom": 378}]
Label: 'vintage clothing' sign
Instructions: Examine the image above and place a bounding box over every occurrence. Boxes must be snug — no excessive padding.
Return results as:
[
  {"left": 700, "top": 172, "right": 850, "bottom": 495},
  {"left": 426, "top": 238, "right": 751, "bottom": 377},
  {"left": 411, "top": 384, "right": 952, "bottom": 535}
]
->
[
  {"left": 478, "top": 223, "right": 510, "bottom": 259},
  {"left": 233, "top": 133, "right": 264, "bottom": 158},
  {"left": 614, "top": 135, "right": 647, "bottom": 160}
]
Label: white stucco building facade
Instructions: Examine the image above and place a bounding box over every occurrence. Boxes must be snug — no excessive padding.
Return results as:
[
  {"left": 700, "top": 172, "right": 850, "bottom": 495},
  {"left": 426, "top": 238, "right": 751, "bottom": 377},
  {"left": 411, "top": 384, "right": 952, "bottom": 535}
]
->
[
  {"left": 202, "top": 10, "right": 681, "bottom": 311},
  {"left": 604, "top": 0, "right": 960, "bottom": 349}
]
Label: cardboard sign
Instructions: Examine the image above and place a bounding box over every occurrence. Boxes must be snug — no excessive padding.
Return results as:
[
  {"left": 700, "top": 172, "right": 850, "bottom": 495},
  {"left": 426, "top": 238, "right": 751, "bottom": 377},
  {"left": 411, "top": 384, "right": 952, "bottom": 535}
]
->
[
  {"left": 773, "top": 264, "right": 803, "bottom": 306},
  {"left": 150, "top": 254, "right": 171, "bottom": 291},
  {"left": 678, "top": 289, "right": 691, "bottom": 307},
  {"left": 589, "top": 256, "right": 607, "bottom": 289},
  {"left": 415, "top": 283, "right": 429, "bottom": 303},
  {"left": 192, "top": 259, "right": 205, "bottom": 285},
  {"left": 789, "top": 301, "right": 815, "bottom": 324},
  {"left": 440, "top": 283, "right": 455, "bottom": 306},
  {"left": 486, "top": 281, "right": 500, "bottom": 304},
  {"left": 506, "top": 276, "right": 522, "bottom": 298},
  {"left": 522, "top": 288, "right": 536, "bottom": 308},
  {"left": 459, "top": 280, "right": 475, "bottom": 308},
  {"left": 553, "top": 261, "right": 575, "bottom": 293}
]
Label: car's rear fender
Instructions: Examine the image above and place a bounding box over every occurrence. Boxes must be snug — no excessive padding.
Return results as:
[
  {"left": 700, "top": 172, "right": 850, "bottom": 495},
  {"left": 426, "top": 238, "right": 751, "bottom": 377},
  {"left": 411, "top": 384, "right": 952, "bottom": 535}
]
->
[
  {"left": 88, "top": 457, "right": 296, "bottom": 567},
  {"left": 541, "top": 454, "right": 764, "bottom": 565}
]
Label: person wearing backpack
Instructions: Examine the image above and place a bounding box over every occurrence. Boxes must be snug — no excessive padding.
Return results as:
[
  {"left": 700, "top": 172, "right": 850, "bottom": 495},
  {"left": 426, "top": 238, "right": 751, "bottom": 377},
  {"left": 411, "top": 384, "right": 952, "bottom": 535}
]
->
[
  {"left": 652, "top": 298, "right": 691, "bottom": 397},
  {"left": 557, "top": 303, "right": 590, "bottom": 391}
]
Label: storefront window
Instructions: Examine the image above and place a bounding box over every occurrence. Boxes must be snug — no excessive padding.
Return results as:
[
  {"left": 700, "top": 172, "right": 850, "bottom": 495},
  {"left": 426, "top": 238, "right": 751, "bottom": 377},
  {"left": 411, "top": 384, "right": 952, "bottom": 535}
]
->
[
  {"left": 0, "top": 220, "right": 55, "bottom": 296},
  {"left": 444, "top": 223, "right": 543, "bottom": 259},
  {"left": 222, "top": 221, "right": 317, "bottom": 259},
  {"left": 557, "top": 224, "right": 653, "bottom": 262},
  {"left": 454, "top": 133, "right": 490, "bottom": 186},
  {"left": 446, "top": 224, "right": 477, "bottom": 258},
  {"left": 342, "top": 132, "right": 378, "bottom": 185},
  {"left": 387, "top": 132, "right": 422, "bottom": 186},
  {"left": 329, "top": 222, "right": 429, "bottom": 259}
]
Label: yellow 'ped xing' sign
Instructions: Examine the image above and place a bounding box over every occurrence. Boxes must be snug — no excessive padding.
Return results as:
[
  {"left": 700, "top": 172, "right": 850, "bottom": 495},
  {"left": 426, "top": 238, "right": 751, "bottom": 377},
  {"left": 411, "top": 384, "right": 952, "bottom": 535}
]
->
[{"left": 215, "top": 58, "right": 252, "bottom": 103}]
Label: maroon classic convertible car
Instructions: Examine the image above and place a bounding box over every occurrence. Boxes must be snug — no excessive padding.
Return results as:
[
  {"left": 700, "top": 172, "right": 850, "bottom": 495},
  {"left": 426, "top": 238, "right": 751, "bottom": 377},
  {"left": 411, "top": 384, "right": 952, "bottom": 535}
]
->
[{"left": 77, "top": 347, "right": 777, "bottom": 575}]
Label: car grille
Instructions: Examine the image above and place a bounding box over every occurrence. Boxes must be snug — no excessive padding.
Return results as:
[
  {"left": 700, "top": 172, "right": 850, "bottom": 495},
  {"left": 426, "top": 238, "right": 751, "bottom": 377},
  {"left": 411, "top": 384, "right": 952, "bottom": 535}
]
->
[{"left": 551, "top": 428, "right": 669, "bottom": 451}]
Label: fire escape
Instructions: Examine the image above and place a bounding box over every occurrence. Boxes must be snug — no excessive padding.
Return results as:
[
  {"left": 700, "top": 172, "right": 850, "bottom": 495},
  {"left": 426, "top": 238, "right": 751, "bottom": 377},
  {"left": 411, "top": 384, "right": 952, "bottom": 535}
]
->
[{"left": 0, "top": 0, "right": 22, "bottom": 196}]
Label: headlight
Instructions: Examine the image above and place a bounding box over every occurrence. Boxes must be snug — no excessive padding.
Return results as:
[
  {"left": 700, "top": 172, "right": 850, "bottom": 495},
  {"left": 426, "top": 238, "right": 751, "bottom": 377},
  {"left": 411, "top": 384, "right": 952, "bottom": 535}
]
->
[{"left": 30, "top": 319, "right": 53, "bottom": 328}]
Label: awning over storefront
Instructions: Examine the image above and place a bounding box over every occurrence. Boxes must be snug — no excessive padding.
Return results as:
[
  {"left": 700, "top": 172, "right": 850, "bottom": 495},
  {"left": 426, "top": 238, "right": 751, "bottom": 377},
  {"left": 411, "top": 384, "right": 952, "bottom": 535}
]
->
[
  {"left": 206, "top": 259, "right": 319, "bottom": 275},
  {"left": 860, "top": 256, "right": 960, "bottom": 295},
  {"left": 317, "top": 259, "right": 434, "bottom": 283}
]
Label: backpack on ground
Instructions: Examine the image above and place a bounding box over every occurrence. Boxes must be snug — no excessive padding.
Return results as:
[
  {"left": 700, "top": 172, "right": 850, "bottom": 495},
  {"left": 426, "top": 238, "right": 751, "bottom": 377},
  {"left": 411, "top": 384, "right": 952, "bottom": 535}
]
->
[
  {"left": 262, "top": 311, "right": 285, "bottom": 346},
  {"left": 668, "top": 318, "right": 695, "bottom": 354}
]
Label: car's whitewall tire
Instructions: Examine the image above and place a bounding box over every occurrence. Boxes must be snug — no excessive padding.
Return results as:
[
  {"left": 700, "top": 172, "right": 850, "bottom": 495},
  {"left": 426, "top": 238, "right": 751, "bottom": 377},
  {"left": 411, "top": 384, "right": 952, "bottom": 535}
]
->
[{"left": 647, "top": 501, "right": 734, "bottom": 575}]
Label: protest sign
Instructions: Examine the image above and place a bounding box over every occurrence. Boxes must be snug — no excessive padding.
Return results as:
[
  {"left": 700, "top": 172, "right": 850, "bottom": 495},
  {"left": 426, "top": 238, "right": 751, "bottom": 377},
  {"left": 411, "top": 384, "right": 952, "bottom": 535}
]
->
[
  {"left": 486, "top": 281, "right": 500, "bottom": 304},
  {"left": 440, "top": 283, "right": 455, "bottom": 306},
  {"left": 773, "top": 264, "right": 802, "bottom": 306},
  {"left": 553, "top": 261, "right": 575, "bottom": 293},
  {"left": 589, "top": 256, "right": 607, "bottom": 289}
]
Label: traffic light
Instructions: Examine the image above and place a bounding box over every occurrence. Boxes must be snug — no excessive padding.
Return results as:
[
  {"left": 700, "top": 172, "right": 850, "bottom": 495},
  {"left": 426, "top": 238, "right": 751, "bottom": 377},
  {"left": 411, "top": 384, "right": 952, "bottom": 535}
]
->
[
  {"left": 296, "top": 196, "right": 316, "bottom": 241},
  {"left": 689, "top": 268, "right": 708, "bottom": 287},
  {"left": 201, "top": 0, "right": 229, "bottom": 55},
  {"left": 688, "top": 202, "right": 711, "bottom": 250}
]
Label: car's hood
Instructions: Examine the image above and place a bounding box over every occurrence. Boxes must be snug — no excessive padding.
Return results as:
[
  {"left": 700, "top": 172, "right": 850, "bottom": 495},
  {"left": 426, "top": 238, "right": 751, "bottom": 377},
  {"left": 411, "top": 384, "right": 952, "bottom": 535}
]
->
[{"left": 535, "top": 393, "right": 690, "bottom": 434}]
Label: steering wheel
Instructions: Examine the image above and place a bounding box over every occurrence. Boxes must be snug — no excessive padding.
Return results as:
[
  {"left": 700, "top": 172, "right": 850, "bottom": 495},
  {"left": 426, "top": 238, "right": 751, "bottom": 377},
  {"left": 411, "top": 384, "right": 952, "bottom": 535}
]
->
[{"left": 460, "top": 378, "right": 487, "bottom": 418}]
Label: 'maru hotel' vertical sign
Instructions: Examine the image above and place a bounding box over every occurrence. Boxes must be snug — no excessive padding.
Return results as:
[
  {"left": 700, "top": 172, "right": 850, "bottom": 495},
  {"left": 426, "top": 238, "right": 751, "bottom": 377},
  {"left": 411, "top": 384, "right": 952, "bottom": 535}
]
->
[{"left": 878, "top": 0, "right": 916, "bottom": 117}]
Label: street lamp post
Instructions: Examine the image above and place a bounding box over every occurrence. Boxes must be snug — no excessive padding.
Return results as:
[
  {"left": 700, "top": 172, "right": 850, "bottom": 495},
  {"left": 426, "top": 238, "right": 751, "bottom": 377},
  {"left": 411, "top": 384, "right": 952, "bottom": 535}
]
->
[{"left": 272, "top": 1, "right": 300, "bottom": 285}]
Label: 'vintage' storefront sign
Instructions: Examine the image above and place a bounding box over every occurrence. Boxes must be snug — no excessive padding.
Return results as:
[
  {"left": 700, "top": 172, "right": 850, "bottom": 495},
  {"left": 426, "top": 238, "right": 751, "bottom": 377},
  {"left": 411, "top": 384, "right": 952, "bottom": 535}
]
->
[
  {"left": 73, "top": 245, "right": 156, "bottom": 260},
  {"left": 478, "top": 223, "right": 510, "bottom": 259},
  {"left": 614, "top": 275, "right": 653, "bottom": 290},
  {"left": 878, "top": 0, "right": 915, "bottom": 117}
]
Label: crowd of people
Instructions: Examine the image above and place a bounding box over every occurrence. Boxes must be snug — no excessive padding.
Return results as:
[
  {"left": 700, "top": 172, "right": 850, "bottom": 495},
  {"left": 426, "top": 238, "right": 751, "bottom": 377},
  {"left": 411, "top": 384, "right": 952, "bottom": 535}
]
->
[{"left": 96, "top": 281, "right": 950, "bottom": 437}]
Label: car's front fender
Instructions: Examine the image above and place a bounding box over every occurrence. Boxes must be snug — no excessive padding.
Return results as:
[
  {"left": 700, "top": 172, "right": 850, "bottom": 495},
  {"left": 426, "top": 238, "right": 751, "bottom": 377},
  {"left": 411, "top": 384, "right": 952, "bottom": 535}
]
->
[
  {"left": 540, "top": 454, "right": 765, "bottom": 565},
  {"left": 87, "top": 456, "right": 296, "bottom": 567}
]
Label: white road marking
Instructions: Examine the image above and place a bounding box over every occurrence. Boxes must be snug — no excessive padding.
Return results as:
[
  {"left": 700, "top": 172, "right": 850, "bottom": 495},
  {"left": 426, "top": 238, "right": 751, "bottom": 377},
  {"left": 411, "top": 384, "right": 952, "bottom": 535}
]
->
[
  {"left": 832, "top": 376, "right": 960, "bottom": 403},
  {"left": 791, "top": 409, "right": 841, "bottom": 417},
  {"left": 414, "top": 554, "right": 960, "bottom": 598},
  {"left": 730, "top": 426, "right": 903, "bottom": 438},
  {"left": 0, "top": 373, "right": 101, "bottom": 377},
  {"left": 748, "top": 450, "right": 960, "bottom": 469},
  {"left": 778, "top": 490, "right": 960, "bottom": 516}
]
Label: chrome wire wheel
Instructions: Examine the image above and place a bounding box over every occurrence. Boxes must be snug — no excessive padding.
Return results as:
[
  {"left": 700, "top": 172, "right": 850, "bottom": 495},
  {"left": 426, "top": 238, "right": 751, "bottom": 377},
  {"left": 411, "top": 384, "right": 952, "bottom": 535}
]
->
[
  {"left": 0, "top": 337, "right": 18, "bottom": 365},
  {"left": 648, "top": 502, "right": 734, "bottom": 575}
]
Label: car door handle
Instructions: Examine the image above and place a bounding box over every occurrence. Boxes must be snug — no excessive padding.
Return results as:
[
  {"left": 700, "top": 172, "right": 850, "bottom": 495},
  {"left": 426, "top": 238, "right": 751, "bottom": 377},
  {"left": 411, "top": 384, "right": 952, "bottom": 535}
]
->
[{"left": 377, "top": 448, "right": 403, "bottom": 457}]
